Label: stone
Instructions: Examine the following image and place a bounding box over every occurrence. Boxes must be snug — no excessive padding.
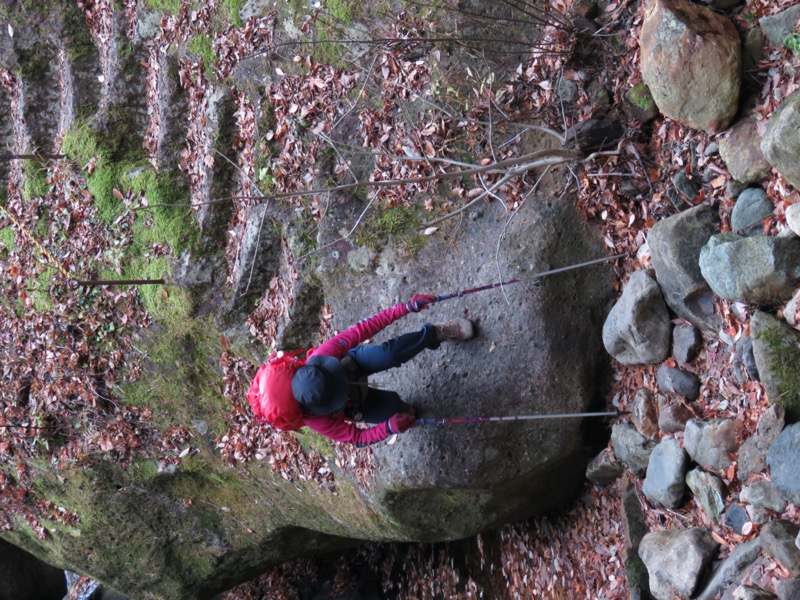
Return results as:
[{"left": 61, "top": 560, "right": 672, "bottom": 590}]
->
[
  {"left": 742, "top": 29, "right": 766, "bottom": 92},
  {"left": 673, "top": 323, "right": 702, "bottom": 363},
  {"left": 558, "top": 77, "right": 579, "bottom": 103},
  {"left": 657, "top": 365, "right": 701, "bottom": 400},
  {"left": 768, "top": 423, "right": 800, "bottom": 505},
  {"left": 611, "top": 423, "right": 657, "bottom": 477},
  {"left": 643, "top": 439, "right": 689, "bottom": 508},
  {"left": 761, "top": 90, "right": 800, "bottom": 190},
  {"left": 686, "top": 467, "right": 727, "bottom": 524},
  {"left": 751, "top": 312, "right": 800, "bottom": 420},
  {"left": 648, "top": 205, "right": 722, "bottom": 335},
  {"left": 565, "top": 118, "right": 624, "bottom": 154},
  {"left": 684, "top": 418, "right": 739, "bottom": 471},
  {"left": 588, "top": 80, "right": 611, "bottom": 109},
  {"left": 586, "top": 448, "right": 624, "bottom": 485},
  {"left": 725, "top": 504, "right": 752, "bottom": 535},
  {"left": 740, "top": 479, "right": 788, "bottom": 513},
  {"left": 621, "top": 477, "right": 652, "bottom": 599},
  {"left": 624, "top": 83, "right": 659, "bottom": 122},
  {"left": 659, "top": 402, "right": 694, "bottom": 433},
  {"left": 695, "top": 539, "right": 763, "bottom": 600},
  {"left": 728, "top": 179, "right": 748, "bottom": 200},
  {"left": 699, "top": 234, "right": 800, "bottom": 305},
  {"left": 785, "top": 288, "right": 800, "bottom": 327},
  {"left": 760, "top": 520, "right": 800, "bottom": 577},
  {"left": 732, "top": 585, "right": 777, "bottom": 600},
  {"left": 759, "top": 6, "right": 800, "bottom": 48},
  {"left": 631, "top": 389, "right": 660, "bottom": 439},
  {"left": 719, "top": 119, "right": 772, "bottom": 185},
  {"left": 731, "top": 188, "right": 773, "bottom": 235},
  {"left": 602, "top": 270, "right": 672, "bottom": 365},
  {"left": 733, "top": 335, "right": 760, "bottom": 384},
  {"left": 737, "top": 404, "right": 786, "bottom": 481},
  {"left": 673, "top": 171, "right": 702, "bottom": 203},
  {"left": 786, "top": 203, "right": 800, "bottom": 237},
  {"left": 639, "top": 528, "right": 719, "bottom": 600},
  {"left": 571, "top": 0, "right": 599, "bottom": 18},
  {"left": 640, "top": 0, "right": 741, "bottom": 133},
  {"left": 776, "top": 579, "right": 800, "bottom": 600}
]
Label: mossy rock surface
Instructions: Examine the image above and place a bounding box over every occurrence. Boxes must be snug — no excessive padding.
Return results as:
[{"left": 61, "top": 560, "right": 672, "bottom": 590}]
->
[{"left": 752, "top": 311, "right": 800, "bottom": 421}]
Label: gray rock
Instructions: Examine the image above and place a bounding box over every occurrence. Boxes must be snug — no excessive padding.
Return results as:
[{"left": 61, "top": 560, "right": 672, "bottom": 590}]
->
[
  {"left": 728, "top": 179, "right": 748, "bottom": 200},
  {"left": 648, "top": 205, "right": 722, "bottom": 335},
  {"left": 738, "top": 404, "right": 786, "bottom": 481},
  {"left": 751, "top": 312, "right": 800, "bottom": 421},
  {"left": 686, "top": 467, "right": 727, "bottom": 524},
  {"left": 640, "top": 0, "right": 741, "bottom": 133},
  {"left": 786, "top": 203, "right": 800, "bottom": 237},
  {"left": 657, "top": 364, "right": 701, "bottom": 400},
  {"left": 673, "top": 323, "right": 702, "bottom": 363},
  {"left": 674, "top": 171, "right": 702, "bottom": 203},
  {"left": 759, "top": 5, "right": 800, "bottom": 47},
  {"left": 733, "top": 335, "right": 760, "bottom": 384},
  {"left": 631, "top": 389, "right": 660, "bottom": 439},
  {"left": 586, "top": 447, "right": 624, "bottom": 486},
  {"left": 740, "top": 479, "right": 788, "bottom": 513},
  {"left": 684, "top": 418, "right": 740, "bottom": 471},
  {"left": 565, "top": 118, "right": 624, "bottom": 153},
  {"left": 643, "top": 439, "right": 689, "bottom": 508},
  {"left": 625, "top": 83, "right": 659, "bottom": 122},
  {"left": 776, "top": 579, "right": 800, "bottom": 600},
  {"left": 659, "top": 402, "right": 694, "bottom": 433},
  {"left": 695, "top": 539, "right": 763, "bottom": 600},
  {"left": 558, "top": 77, "right": 579, "bottom": 103},
  {"left": 719, "top": 119, "right": 772, "bottom": 185},
  {"left": 732, "top": 585, "right": 777, "bottom": 600},
  {"left": 761, "top": 90, "right": 800, "bottom": 190},
  {"left": 725, "top": 504, "right": 752, "bottom": 535},
  {"left": 699, "top": 234, "right": 800, "bottom": 305},
  {"left": 731, "top": 188, "right": 773, "bottom": 235},
  {"left": 786, "top": 288, "right": 800, "bottom": 327},
  {"left": 588, "top": 80, "right": 611, "bottom": 109},
  {"left": 768, "top": 423, "right": 800, "bottom": 506},
  {"left": 603, "top": 270, "right": 672, "bottom": 365},
  {"left": 760, "top": 520, "right": 800, "bottom": 577},
  {"left": 612, "top": 423, "right": 657, "bottom": 477},
  {"left": 621, "top": 477, "right": 652, "bottom": 599},
  {"left": 640, "top": 528, "right": 719, "bottom": 600}
]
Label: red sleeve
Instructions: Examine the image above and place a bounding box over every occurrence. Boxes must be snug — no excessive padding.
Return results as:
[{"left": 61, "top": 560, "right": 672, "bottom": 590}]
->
[
  {"left": 310, "top": 303, "right": 410, "bottom": 360},
  {"left": 302, "top": 413, "right": 391, "bottom": 446}
]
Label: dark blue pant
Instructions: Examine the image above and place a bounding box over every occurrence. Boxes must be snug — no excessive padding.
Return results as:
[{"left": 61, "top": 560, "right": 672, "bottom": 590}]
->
[{"left": 345, "top": 324, "right": 440, "bottom": 423}]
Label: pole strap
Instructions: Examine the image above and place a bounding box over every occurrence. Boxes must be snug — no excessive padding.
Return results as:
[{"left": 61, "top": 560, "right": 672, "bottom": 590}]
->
[{"left": 416, "top": 410, "right": 626, "bottom": 426}]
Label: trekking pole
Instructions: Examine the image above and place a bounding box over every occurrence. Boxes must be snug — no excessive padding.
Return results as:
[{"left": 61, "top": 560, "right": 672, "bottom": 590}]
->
[
  {"left": 430, "top": 254, "right": 624, "bottom": 304},
  {"left": 416, "top": 409, "right": 628, "bottom": 426}
]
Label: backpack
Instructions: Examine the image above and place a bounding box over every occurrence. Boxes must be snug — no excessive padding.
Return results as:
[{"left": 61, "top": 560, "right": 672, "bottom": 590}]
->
[{"left": 247, "top": 349, "right": 308, "bottom": 431}]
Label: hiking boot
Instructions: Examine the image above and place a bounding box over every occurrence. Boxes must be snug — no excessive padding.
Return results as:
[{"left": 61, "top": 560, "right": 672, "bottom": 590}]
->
[{"left": 434, "top": 319, "right": 475, "bottom": 342}]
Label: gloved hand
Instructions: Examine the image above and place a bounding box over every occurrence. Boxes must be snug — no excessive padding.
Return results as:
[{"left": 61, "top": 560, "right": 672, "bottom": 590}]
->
[
  {"left": 405, "top": 293, "right": 436, "bottom": 312},
  {"left": 387, "top": 413, "right": 419, "bottom": 434}
]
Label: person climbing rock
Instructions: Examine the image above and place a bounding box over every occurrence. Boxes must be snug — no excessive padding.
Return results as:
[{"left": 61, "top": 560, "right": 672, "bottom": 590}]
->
[
  {"left": 247, "top": 294, "right": 475, "bottom": 446},
  {"left": 291, "top": 294, "right": 475, "bottom": 446}
]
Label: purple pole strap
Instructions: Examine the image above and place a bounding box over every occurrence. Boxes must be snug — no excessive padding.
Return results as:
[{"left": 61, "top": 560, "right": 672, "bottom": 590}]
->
[
  {"left": 431, "top": 253, "right": 624, "bottom": 303},
  {"left": 416, "top": 410, "right": 626, "bottom": 426}
]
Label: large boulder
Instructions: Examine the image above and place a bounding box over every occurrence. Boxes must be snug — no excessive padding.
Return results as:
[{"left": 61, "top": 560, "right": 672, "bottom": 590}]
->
[
  {"left": 699, "top": 234, "right": 800, "bottom": 305},
  {"left": 648, "top": 205, "right": 721, "bottom": 335},
  {"left": 640, "top": 0, "right": 741, "bottom": 133},
  {"left": 761, "top": 90, "right": 800, "bottom": 191}
]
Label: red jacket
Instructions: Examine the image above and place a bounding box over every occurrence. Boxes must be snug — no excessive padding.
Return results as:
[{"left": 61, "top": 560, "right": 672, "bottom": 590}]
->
[{"left": 302, "top": 303, "right": 410, "bottom": 445}]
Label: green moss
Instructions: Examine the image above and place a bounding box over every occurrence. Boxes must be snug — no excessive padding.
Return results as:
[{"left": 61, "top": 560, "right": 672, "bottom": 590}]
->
[
  {"left": 626, "top": 83, "right": 656, "bottom": 111},
  {"left": 326, "top": 0, "right": 356, "bottom": 22},
  {"left": 22, "top": 162, "right": 49, "bottom": 202},
  {"left": 32, "top": 267, "right": 56, "bottom": 311},
  {"left": 0, "top": 226, "right": 15, "bottom": 252},
  {"left": 187, "top": 33, "right": 216, "bottom": 77},
  {"left": 786, "top": 33, "right": 800, "bottom": 56},
  {"left": 221, "top": 0, "right": 245, "bottom": 27},
  {"left": 356, "top": 205, "right": 423, "bottom": 252},
  {"left": 757, "top": 324, "right": 800, "bottom": 419},
  {"left": 144, "top": 0, "right": 182, "bottom": 13}
]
